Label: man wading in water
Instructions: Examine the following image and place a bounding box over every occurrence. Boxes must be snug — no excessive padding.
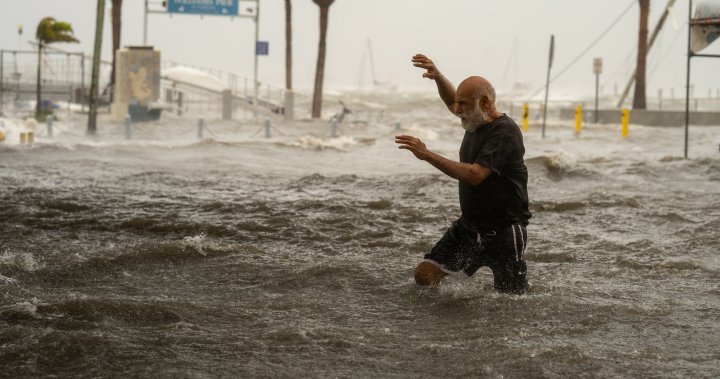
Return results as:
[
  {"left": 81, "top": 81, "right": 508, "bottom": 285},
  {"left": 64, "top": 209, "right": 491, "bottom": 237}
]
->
[{"left": 395, "top": 54, "right": 531, "bottom": 294}]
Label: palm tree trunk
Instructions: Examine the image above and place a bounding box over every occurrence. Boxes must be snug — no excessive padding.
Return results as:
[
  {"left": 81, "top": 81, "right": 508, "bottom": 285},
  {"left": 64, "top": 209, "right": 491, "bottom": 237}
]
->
[
  {"left": 110, "top": 0, "right": 123, "bottom": 102},
  {"left": 311, "top": 4, "right": 330, "bottom": 118},
  {"left": 35, "top": 42, "right": 42, "bottom": 119},
  {"left": 88, "top": 0, "right": 106, "bottom": 135},
  {"left": 285, "top": 0, "right": 292, "bottom": 91},
  {"left": 632, "top": 0, "right": 649, "bottom": 110}
]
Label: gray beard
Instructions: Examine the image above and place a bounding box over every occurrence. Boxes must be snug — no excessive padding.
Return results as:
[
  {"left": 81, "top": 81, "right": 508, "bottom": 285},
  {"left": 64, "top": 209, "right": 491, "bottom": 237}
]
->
[{"left": 461, "top": 110, "right": 487, "bottom": 132}]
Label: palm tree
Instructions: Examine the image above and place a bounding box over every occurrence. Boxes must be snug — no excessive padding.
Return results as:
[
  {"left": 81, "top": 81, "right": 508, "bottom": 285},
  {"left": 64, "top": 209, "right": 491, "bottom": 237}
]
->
[
  {"left": 35, "top": 17, "right": 78, "bottom": 119},
  {"left": 311, "top": 0, "right": 335, "bottom": 119},
  {"left": 632, "top": 0, "right": 649, "bottom": 109},
  {"left": 110, "top": 0, "right": 123, "bottom": 102},
  {"left": 284, "top": 0, "right": 294, "bottom": 119},
  {"left": 285, "top": 0, "right": 292, "bottom": 91}
]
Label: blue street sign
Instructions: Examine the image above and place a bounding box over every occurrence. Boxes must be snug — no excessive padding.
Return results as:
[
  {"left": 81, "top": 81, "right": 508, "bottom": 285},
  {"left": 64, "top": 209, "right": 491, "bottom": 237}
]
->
[
  {"left": 167, "top": 0, "right": 239, "bottom": 16},
  {"left": 256, "top": 41, "right": 269, "bottom": 56}
]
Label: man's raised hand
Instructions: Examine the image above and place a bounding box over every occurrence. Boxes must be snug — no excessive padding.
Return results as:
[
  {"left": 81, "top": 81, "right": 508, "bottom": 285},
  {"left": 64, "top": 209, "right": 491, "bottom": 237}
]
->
[
  {"left": 395, "top": 135, "right": 430, "bottom": 161},
  {"left": 412, "top": 54, "right": 441, "bottom": 80}
]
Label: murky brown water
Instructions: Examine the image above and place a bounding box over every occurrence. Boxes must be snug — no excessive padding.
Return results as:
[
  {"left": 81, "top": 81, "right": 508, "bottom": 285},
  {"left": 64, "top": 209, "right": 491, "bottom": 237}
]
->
[{"left": 2, "top": 97, "right": 720, "bottom": 377}]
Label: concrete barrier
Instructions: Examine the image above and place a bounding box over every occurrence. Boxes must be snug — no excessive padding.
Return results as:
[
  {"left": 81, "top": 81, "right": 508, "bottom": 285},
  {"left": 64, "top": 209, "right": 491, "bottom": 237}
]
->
[{"left": 559, "top": 108, "right": 720, "bottom": 127}]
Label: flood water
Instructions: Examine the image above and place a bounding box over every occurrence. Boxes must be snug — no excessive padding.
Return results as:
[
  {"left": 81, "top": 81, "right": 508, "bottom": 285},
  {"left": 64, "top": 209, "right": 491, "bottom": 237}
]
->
[{"left": 1, "top": 94, "right": 720, "bottom": 377}]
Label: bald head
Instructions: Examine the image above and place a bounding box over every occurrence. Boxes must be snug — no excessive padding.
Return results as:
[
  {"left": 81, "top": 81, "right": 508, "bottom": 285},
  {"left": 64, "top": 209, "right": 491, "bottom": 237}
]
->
[
  {"left": 453, "top": 76, "right": 500, "bottom": 130},
  {"left": 457, "top": 76, "right": 496, "bottom": 109}
]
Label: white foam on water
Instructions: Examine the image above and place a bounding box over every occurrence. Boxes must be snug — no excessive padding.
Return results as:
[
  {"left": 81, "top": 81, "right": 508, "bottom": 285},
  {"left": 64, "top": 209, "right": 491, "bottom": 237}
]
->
[
  {"left": 0, "top": 302, "right": 40, "bottom": 319},
  {"left": 0, "top": 273, "right": 18, "bottom": 284},
  {"left": 182, "top": 233, "right": 210, "bottom": 256},
  {"left": 0, "top": 250, "right": 42, "bottom": 272},
  {"left": 398, "top": 124, "right": 439, "bottom": 141},
  {"left": 282, "top": 135, "right": 358, "bottom": 150},
  {"left": 0, "top": 117, "right": 37, "bottom": 145},
  {"left": 437, "top": 275, "right": 481, "bottom": 299}
]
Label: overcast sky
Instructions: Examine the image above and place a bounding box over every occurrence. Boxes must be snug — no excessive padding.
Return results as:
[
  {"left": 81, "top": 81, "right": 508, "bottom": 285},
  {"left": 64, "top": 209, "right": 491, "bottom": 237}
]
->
[{"left": 2, "top": 0, "right": 720, "bottom": 99}]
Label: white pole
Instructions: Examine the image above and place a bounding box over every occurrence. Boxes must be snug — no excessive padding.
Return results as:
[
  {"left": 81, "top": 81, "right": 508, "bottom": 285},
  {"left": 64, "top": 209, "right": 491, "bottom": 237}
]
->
[{"left": 253, "top": 1, "right": 260, "bottom": 119}]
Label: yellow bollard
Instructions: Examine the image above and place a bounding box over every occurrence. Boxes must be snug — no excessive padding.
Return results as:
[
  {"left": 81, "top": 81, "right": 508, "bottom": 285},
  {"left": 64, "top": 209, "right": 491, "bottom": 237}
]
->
[
  {"left": 575, "top": 105, "right": 582, "bottom": 134},
  {"left": 0, "top": 130, "right": 6, "bottom": 143},
  {"left": 27, "top": 131, "right": 34, "bottom": 144},
  {"left": 20, "top": 132, "right": 27, "bottom": 144},
  {"left": 621, "top": 108, "right": 630, "bottom": 139},
  {"left": 522, "top": 103, "right": 529, "bottom": 132}
]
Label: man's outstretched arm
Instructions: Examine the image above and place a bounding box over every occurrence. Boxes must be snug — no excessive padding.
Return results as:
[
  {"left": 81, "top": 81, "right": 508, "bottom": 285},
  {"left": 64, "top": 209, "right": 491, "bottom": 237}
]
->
[
  {"left": 412, "top": 54, "right": 456, "bottom": 114},
  {"left": 395, "top": 135, "right": 491, "bottom": 186}
]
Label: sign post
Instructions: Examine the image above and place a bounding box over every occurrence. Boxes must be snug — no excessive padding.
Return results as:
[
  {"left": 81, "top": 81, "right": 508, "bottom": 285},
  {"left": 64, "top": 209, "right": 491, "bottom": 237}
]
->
[
  {"left": 142, "top": 0, "right": 263, "bottom": 119},
  {"left": 593, "top": 57, "right": 602, "bottom": 123},
  {"left": 167, "top": 0, "right": 240, "bottom": 15}
]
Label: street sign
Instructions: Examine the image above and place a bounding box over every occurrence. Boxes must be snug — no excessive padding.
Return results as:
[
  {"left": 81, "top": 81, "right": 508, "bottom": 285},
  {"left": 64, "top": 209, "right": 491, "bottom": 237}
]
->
[
  {"left": 167, "top": 0, "right": 239, "bottom": 16},
  {"left": 256, "top": 41, "right": 269, "bottom": 56},
  {"left": 593, "top": 58, "right": 603, "bottom": 74}
]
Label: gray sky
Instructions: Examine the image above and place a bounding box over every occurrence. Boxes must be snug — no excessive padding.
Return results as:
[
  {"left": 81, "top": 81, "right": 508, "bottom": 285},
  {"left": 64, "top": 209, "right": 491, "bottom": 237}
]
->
[{"left": 2, "top": 0, "right": 719, "bottom": 98}]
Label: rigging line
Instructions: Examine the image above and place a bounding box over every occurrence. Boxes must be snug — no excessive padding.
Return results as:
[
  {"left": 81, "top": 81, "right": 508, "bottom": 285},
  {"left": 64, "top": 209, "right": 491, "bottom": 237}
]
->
[
  {"left": 527, "top": 0, "right": 636, "bottom": 100},
  {"left": 649, "top": 23, "right": 684, "bottom": 80},
  {"left": 501, "top": 37, "right": 518, "bottom": 85},
  {"left": 602, "top": 45, "right": 637, "bottom": 88}
]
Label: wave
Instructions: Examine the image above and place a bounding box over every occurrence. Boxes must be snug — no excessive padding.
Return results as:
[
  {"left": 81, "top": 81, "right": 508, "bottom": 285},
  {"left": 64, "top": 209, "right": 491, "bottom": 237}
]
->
[
  {"left": 530, "top": 193, "right": 641, "bottom": 212},
  {"left": 528, "top": 252, "right": 577, "bottom": 263},
  {"left": 0, "top": 250, "right": 43, "bottom": 275},
  {"left": 0, "top": 298, "right": 182, "bottom": 326},
  {"left": 278, "top": 135, "right": 362, "bottom": 151},
  {"left": 119, "top": 217, "right": 237, "bottom": 237},
  {"left": 650, "top": 212, "right": 698, "bottom": 224},
  {"left": 526, "top": 151, "right": 602, "bottom": 181},
  {"left": 4, "top": 235, "right": 245, "bottom": 280},
  {"left": 276, "top": 259, "right": 383, "bottom": 289},
  {"left": 615, "top": 256, "right": 705, "bottom": 272},
  {"left": 42, "top": 200, "right": 91, "bottom": 213}
]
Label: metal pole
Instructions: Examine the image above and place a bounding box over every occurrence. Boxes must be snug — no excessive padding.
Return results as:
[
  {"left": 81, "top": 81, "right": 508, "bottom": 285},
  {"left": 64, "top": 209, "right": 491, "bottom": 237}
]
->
[
  {"left": 541, "top": 35, "right": 554, "bottom": 139},
  {"left": 0, "top": 51, "right": 4, "bottom": 112},
  {"left": 331, "top": 118, "right": 338, "bottom": 137},
  {"left": 125, "top": 114, "right": 132, "bottom": 139},
  {"left": 47, "top": 115, "right": 54, "bottom": 138},
  {"left": 684, "top": 0, "right": 692, "bottom": 159},
  {"left": 594, "top": 72, "right": 599, "bottom": 123},
  {"left": 253, "top": 1, "right": 260, "bottom": 119},
  {"left": 143, "top": 0, "right": 148, "bottom": 45},
  {"left": 81, "top": 54, "right": 85, "bottom": 112}
]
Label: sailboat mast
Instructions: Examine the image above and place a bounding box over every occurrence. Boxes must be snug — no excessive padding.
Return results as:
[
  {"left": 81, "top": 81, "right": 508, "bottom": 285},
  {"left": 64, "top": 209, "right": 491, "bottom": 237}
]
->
[{"left": 367, "top": 38, "right": 378, "bottom": 84}]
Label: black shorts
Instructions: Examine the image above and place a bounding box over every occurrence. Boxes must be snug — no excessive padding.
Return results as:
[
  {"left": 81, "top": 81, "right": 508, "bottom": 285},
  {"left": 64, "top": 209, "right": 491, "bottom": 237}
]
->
[{"left": 424, "top": 218, "right": 529, "bottom": 294}]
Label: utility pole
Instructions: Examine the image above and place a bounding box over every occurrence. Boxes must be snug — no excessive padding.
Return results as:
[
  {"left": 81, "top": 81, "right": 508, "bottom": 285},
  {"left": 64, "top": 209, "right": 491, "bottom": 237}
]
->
[{"left": 88, "top": 0, "right": 106, "bottom": 135}]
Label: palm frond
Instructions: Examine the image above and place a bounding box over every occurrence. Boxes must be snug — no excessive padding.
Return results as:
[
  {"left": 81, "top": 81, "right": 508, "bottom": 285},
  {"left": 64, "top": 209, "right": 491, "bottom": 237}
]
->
[{"left": 36, "top": 16, "right": 79, "bottom": 44}]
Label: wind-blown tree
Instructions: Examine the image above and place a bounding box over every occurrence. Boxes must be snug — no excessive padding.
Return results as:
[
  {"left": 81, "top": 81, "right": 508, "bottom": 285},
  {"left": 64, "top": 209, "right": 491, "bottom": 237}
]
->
[
  {"left": 632, "top": 0, "right": 649, "bottom": 109},
  {"left": 35, "top": 17, "right": 78, "bottom": 119},
  {"left": 110, "top": 0, "right": 123, "bottom": 101},
  {"left": 311, "top": 0, "right": 335, "bottom": 119}
]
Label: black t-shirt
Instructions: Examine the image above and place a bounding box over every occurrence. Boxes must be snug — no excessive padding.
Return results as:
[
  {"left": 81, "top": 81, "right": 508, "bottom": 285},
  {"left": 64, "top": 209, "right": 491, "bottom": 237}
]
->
[{"left": 458, "top": 114, "right": 531, "bottom": 228}]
